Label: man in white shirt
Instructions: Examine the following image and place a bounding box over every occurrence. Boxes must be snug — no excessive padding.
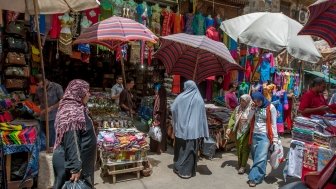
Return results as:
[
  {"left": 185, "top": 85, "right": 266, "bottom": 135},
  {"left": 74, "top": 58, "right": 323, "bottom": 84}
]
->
[{"left": 111, "top": 76, "right": 124, "bottom": 104}]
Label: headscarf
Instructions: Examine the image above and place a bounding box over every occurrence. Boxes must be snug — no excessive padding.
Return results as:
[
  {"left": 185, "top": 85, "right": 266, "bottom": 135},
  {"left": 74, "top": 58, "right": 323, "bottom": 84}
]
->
[
  {"left": 252, "top": 92, "right": 270, "bottom": 108},
  {"left": 233, "top": 94, "right": 254, "bottom": 139},
  {"left": 171, "top": 80, "right": 209, "bottom": 140},
  {"left": 54, "top": 79, "right": 90, "bottom": 149}
]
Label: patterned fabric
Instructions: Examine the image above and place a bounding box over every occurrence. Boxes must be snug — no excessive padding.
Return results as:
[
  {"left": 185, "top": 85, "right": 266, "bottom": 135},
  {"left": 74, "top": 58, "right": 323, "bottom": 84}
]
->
[
  {"left": 54, "top": 79, "right": 90, "bottom": 148},
  {"left": 161, "top": 10, "right": 173, "bottom": 36}
]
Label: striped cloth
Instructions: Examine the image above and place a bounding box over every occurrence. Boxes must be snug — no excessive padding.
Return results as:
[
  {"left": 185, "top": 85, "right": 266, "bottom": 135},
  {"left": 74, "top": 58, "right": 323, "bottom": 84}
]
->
[
  {"left": 74, "top": 16, "right": 158, "bottom": 50},
  {"left": 299, "top": 0, "right": 336, "bottom": 47},
  {"left": 154, "top": 33, "right": 242, "bottom": 83}
]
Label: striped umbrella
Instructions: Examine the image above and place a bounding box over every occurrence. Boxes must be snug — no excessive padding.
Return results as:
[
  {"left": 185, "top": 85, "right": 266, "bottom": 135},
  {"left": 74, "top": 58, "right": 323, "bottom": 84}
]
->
[
  {"left": 74, "top": 16, "right": 158, "bottom": 49},
  {"left": 299, "top": 0, "right": 336, "bottom": 47},
  {"left": 154, "top": 33, "right": 243, "bottom": 83}
]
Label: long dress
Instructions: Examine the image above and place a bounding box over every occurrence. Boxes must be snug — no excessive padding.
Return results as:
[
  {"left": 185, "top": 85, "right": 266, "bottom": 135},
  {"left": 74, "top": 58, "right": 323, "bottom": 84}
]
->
[
  {"left": 52, "top": 113, "right": 96, "bottom": 189},
  {"left": 150, "top": 86, "right": 167, "bottom": 153}
]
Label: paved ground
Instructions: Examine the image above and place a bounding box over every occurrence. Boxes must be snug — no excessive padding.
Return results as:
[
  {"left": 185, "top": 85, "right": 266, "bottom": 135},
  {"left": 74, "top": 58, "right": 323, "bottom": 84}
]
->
[{"left": 94, "top": 135, "right": 300, "bottom": 189}]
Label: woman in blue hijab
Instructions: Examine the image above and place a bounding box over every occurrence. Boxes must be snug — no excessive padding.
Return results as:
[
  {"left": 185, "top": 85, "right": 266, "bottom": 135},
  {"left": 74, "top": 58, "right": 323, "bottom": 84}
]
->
[
  {"left": 247, "top": 92, "right": 278, "bottom": 187},
  {"left": 171, "top": 80, "right": 209, "bottom": 179}
]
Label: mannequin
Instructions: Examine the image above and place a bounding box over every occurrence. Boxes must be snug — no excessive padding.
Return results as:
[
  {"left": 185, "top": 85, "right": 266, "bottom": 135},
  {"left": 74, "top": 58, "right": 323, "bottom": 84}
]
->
[{"left": 58, "top": 13, "right": 74, "bottom": 56}]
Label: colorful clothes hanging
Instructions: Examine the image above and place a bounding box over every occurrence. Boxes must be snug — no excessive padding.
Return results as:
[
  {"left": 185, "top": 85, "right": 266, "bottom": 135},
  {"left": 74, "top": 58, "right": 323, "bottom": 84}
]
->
[
  {"left": 173, "top": 13, "right": 184, "bottom": 34},
  {"left": 260, "top": 53, "right": 275, "bottom": 83},
  {"left": 161, "top": 9, "right": 173, "bottom": 36},
  {"left": 205, "top": 27, "right": 219, "bottom": 41},
  {"left": 184, "top": 13, "right": 194, "bottom": 34},
  {"left": 192, "top": 13, "right": 206, "bottom": 35}
]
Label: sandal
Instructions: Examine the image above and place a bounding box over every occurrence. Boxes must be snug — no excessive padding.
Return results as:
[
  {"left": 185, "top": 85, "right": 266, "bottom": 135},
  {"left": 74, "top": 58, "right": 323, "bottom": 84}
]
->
[
  {"left": 248, "top": 181, "right": 256, "bottom": 187},
  {"left": 238, "top": 167, "right": 246, "bottom": 174}
]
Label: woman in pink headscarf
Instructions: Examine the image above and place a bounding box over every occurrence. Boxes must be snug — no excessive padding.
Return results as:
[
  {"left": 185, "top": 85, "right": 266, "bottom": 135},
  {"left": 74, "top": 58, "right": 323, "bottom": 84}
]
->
[{"left": 52, "top": 79, "right": 96, "bottom": 189}]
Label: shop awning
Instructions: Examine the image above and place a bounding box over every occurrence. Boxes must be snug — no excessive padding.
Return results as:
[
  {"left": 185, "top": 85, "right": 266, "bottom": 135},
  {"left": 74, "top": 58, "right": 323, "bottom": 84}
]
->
[{"left": 304, "top": 70, "right": 336, "bottom": 85}]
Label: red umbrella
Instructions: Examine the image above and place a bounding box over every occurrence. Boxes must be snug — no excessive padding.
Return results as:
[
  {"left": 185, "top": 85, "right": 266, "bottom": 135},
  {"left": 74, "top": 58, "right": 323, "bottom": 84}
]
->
[
  {"left": 154, "top": 33, "right": 242, "bottom": 83},
  {"left": 74, "top": 16, "right": 158, "bottom": 86},
  {"left": 299, "top": 0, "right": 336, "bottom": 47}
]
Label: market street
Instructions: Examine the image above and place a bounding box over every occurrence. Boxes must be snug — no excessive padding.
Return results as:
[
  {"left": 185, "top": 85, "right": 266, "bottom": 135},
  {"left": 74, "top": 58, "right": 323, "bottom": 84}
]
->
[{"left": 94, "top": 135, "right": 299, "bottom": 189}]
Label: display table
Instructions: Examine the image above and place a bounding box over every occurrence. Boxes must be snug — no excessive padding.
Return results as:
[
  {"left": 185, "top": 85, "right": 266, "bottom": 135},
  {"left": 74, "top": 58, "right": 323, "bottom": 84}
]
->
[
  {"left": 0, "top": 119, "right": 39, "bottom": 189},
  {"left": 97, "top": 128, "right": 149, "bottom": 183}
]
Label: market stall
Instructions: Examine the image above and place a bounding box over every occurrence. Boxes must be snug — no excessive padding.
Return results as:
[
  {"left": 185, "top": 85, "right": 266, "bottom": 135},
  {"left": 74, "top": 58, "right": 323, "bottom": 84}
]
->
[
  {"left": 284, "top": 115, "right": 336, "bottom": 180},
  {"left": 87, "top": 91, "right": 151, "bottom": 183},
  {"left": 0, "top": 89, "right": 40, "bottom": 189}
]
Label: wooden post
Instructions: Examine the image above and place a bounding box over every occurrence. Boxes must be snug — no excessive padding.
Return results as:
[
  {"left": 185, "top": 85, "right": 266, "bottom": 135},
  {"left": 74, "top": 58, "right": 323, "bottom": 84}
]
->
[
  {"left": 33, "top": 0, "right": 50, "bottom": 152},
  {"left": 193, "top": 55, "right": 200, "bottom": 81}
]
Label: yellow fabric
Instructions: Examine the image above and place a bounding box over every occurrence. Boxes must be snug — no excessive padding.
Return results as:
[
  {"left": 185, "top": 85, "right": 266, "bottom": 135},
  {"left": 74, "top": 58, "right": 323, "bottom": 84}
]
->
[
  {"left": 0, "top": 123, "right": 23, "bottom": 131},
  {"left": 263, "top": 83, "right": 276, "bottom": 101}
]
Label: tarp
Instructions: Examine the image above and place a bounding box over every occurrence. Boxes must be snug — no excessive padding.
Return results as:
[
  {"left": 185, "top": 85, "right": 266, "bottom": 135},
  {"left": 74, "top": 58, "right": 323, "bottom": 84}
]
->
[{"left": 304, "top": 70, "right": 336, "bottom": 85}]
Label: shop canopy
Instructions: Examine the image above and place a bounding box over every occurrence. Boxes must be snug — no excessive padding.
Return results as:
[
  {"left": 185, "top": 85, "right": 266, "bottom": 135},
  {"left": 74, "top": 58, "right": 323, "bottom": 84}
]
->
[{"left": 304, "top": 70, "right": 336, "bottom": 85}]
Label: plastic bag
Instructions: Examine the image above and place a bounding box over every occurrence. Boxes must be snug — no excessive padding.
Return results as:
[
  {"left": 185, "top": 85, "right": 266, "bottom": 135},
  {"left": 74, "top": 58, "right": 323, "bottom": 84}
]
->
[
  {"left": 62, "top": 180, "right": 92, "bottom": 189},
  {"left": 269, "top": 140, "right": 284, "bottom": 169},
  {"left": 148, "top": 126, "right": 162, "bottom": 142}
]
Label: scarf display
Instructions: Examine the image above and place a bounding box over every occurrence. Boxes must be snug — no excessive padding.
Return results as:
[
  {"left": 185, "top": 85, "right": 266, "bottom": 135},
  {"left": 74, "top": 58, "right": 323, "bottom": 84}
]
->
[{"left": 54, "top": 79, "right": 90, "bottom": 148}]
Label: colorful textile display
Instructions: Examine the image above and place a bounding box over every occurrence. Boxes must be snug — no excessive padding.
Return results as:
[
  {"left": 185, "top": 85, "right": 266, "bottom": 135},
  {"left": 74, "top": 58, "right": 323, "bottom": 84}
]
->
[
  {"left": 1, "top": 126, "right": 37, "bottom": 145},
  {"left": 97, "top": 128, "right": 148, "bottom": 152}
]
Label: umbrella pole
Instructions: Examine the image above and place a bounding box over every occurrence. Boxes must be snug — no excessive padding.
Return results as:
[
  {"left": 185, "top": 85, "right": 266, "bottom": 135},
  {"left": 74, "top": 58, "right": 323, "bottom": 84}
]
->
[
  {"left": 193, "top": 55, "right": 200, "bottom": 81},
  {"left": 33, "top": 0, "right": 50, "bottom": 152},
  {"left": 120, "top": 50, "right": 127, "bottom": 87}
]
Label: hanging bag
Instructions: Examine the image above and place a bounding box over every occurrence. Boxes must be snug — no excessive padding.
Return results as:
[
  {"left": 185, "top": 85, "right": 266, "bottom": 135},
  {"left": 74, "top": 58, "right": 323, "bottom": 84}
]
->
[
  {"left": 6, "top": 21, "right": 26, "bottom": 37},
  {"left": 7, "top": 37, "right": 28, "bottom": 52},
  {"left": 269, "top": 140, "right": 284, "bottom": 169},
  {"left": 6, "top": 52, "right": 26, "bottom": 65},
  {"left": 62, "top": 179, "right": 92, "bottom": 189}
]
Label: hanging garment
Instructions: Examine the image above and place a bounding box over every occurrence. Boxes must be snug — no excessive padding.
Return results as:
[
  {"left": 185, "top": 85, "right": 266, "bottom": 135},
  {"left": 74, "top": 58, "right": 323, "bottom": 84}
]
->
[
  {"left": 31, "top": 15, "right": 46, "bottom": 35},
  {"left": 192, "top": 13, "right": 206, "bottom": 35},
  {"left": 112, "top": 0, "right": 124, "bottom": 17},
  {"left": 238, "top": 82, "right": 250, "bottom": 97},
  {"left": 223, "top": 73, "right": 231, "bottom": 91},
  {"left": 272, "top": 92, "right": 284, "bottom": 134},
  {"left": 70, "top": 12, "right": 81, "bottom": 38},
  {"left": 151, "top": 5, "right": 162, "bottom": 36},
  {"left": 274, "top": 72, "right": 282, "bottom": 86},
  {"left": 205, "top": 27, "right": 219, "bottom": 41},
  {"left": 205, "top": 16, "right": 214, "bottom": 29},
  {"left": 136, "top": 3, "right": 145, "bottom": 23},
  {"left": 100, "top": 0, "right": 113, "bottom": 21},
  {"left": 172, "top": 75, "right": 181, "bottom": 94},
  {"left": 50, "top": 14, "right": 62, "bottom": 39},
  {"left": 184, "top": 13, "right": 194, "bottom": 34},
  {"left": 173, "top": 13, "right": 184, "bottom": 34},
  {"left": 59, "top": 33, "right": 73, "bottom": 55},
  {"left": 260, "top": 53, "right": 274, "bottom": 83},
  {"left": 84, "top": 8, "right": 100, "bottom": 24},
  {"left": 161, "top": 9, "right": 173, "bottom": 36},
  {"left": 284, "top": 97, "right": 293, "bottom": 130}
]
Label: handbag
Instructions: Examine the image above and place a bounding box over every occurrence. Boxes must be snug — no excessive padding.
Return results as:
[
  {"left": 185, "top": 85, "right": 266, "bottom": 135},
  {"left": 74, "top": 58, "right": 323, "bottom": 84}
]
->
[
  {"left": 5, "top": 79, "right": 25, "bottom": 89},
  {"left": 7, "top": 37, "right": 28, "bottom": 52},
  {"left": 6, "top": 21, "right": 26, "bottom": 37},
  {"left": 5, "top": 52, "right": 26, "bottom": 65}
]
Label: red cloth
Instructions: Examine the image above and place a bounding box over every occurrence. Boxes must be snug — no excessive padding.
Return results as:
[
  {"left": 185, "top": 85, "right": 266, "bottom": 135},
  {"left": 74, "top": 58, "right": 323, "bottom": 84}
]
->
[
  {"left": 206, "top": 27, "right": 220, "bottom": 41},
  {"left": 49, "top": 14, "right": 61, "bottom": 39},
  {"left": 161, "top": 10, "right": 174, "bottom": 36},
  {"left": 329, "top": 103, "right": 336, "bottom": 113},
  {"left": 84, "top": 8, "right": 100, "bottom": 24},
  {"left": 225, "top": 92, "right": 238, "bottom": 110},
  {"left": 245, "top": 59, "right": 252, "bottom": 81},
  {"left": 299, "top": 90, "right": 327, "bottom": 117},
  {"left": 284, "top": 98, "right": 293, "bottom": 130},
  {"left": 172, "top": 75, "right": 180, "bottom": 94}
]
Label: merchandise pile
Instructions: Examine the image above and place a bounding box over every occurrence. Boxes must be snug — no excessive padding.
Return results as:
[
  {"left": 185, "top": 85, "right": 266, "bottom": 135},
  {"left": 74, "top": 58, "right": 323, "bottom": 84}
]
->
[
  {"left": 97, "top": 128, "right": 149, "bottom": 151},
  {"left": 0, "top": 123, "right": 37, "bottom": 145},
  {"left": 292, "top": 116, "right": 336, "bottom": 149}
]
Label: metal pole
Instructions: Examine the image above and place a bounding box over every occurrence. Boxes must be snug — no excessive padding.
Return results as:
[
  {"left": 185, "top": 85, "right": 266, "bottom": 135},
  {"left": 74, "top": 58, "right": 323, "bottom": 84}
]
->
[{"left": 33, "top": 0, "right": 50, "bottom": 152}]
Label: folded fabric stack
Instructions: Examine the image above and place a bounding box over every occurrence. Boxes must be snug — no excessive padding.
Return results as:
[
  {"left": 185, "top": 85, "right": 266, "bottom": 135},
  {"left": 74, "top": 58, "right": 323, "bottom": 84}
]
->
[
  {"left": 292, "top": 127, "right": 314, "bottom": 143},
  {"left": 1, "top": 124, "right": 37, "bottom": 145},
  {"left": 294, "top": 117, "right": 322, "bottom": 132},
  {"left": 97, "top": 128, "right": 149, "bottom": 152},
  {"left": 313, "top": 131, "right": 335, "bottom": 148}
]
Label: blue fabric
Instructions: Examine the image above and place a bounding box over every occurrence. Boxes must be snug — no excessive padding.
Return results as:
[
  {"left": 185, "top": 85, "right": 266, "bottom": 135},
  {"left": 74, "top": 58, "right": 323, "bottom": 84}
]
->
[
  {"left": 272, "top": 95, "right": 284, "bottom": 124},
  {"left": 78, "top": 44, "right": 90, "bottom": 54},
  {"left": 205, "top": 17, "right": 214, "bottom": 29},
  {"left": 136, "top": 4, "right": 144, "bottom": 23},
  {"left": 252, "top": 92, "right": 270, "bottom": 108},
  {"left": 248, "top": 133, "right": 270, "bottom": 184},
  {"left": 171, "top": 80, "right": 209, "bottom": 140},
  {"left": 154, "top": 83, "right": 161, "bottom": 92},
  {"left": 39, "top": 120, "right": 56, "bottom": 150},
  {"left": 229, "top": 37, "right": 238, "bottom": 50},
  {"left": 30, "top": 15, "right": 46, "bottom": 35},
  {"left": 260, "top": 57, "right": 271, "bottom": 83}
]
